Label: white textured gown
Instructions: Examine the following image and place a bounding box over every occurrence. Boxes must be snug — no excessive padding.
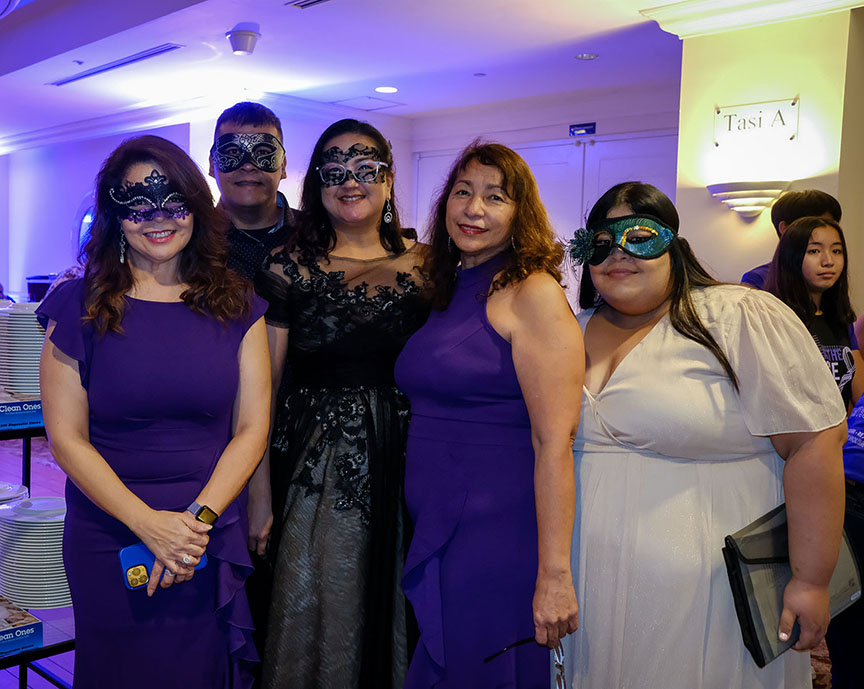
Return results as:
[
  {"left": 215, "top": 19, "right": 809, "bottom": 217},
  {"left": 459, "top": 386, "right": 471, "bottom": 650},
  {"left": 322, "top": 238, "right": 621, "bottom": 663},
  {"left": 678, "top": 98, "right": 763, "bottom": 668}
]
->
[{"left": 563, "top": 285, "right": 846, "bottom": 689}]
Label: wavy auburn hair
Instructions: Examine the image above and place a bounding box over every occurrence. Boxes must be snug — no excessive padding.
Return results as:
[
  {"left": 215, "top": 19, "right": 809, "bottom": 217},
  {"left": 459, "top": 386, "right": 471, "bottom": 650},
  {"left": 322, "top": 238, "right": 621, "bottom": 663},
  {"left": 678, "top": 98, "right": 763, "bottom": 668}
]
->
[
  {"left": 764, "top": 216, "right": 855, "bottom": 329},
  {"left": 292, "top": 119, "right": 406, "bottom": 266},
  {"left": 425, "top": 141, "right": 563, "bottom": 310},
  {"left": 579, "top": 181, "right": 739, "bottom": 390},
  {"left": 81, "top": 135, "right": 251, "bottom": 334}
]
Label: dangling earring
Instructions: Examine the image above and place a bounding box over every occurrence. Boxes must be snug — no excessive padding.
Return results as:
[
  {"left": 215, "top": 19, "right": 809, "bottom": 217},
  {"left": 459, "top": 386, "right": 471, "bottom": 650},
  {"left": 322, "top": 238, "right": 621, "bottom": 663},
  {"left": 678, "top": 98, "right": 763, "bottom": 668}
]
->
[
  {"left": 511, "top": 235, "right": 517, "bottom": 251},
  {"left": 383, "top": 199, "right": 393, "bottom": 225},
  {"left": 448, "top": 236, "right": 453, "bottom": 251},
  {"left": 119, "top": 233, "right": 127, "bottom": 264}
]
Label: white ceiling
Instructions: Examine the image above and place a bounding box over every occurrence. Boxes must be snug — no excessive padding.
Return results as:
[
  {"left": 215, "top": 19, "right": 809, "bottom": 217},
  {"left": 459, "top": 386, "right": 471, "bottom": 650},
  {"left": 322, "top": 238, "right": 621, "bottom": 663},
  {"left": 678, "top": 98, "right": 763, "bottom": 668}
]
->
[{"left": 0, "top": 0, "right": 683, "bottom": 139}]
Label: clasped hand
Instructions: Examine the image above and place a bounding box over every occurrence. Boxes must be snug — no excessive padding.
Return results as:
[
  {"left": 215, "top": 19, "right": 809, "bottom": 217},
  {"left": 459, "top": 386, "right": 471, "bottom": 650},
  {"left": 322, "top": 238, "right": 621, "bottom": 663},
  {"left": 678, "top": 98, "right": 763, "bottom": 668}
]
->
[{"left": 137, "top": 509, "right": 211, "bottom": 596}]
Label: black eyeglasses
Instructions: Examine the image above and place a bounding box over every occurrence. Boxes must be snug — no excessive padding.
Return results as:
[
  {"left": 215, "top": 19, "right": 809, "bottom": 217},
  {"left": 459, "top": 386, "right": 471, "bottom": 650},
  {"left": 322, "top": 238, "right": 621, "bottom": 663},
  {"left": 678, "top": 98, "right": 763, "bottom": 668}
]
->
[
  {"left": 484, "top": 638, "right": 566, "bottom": 687},
  {"left": 316, "top": 160, "right": 389, "bottom": 187}
]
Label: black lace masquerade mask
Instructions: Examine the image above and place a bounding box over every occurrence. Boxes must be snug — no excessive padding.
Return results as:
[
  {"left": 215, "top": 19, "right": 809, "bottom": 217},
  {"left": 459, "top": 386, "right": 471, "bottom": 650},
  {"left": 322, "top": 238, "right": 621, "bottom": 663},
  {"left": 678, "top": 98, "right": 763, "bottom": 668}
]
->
[
  {"left": 317, "top": 144, "right": 389, "bottom": 187},
  {"left": 109, "top": 169, "right": 190, "bottom": 223},
  {"left": 210, "top": 132, "right": 286, "bottom": 173}
]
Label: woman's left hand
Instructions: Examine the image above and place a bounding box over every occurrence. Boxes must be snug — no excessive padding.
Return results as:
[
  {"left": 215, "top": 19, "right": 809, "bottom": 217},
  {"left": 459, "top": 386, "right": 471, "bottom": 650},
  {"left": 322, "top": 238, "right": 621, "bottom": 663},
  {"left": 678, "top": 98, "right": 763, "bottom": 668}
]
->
[{"left": 533, "top": 571, "right": 579, "bottom": 648}]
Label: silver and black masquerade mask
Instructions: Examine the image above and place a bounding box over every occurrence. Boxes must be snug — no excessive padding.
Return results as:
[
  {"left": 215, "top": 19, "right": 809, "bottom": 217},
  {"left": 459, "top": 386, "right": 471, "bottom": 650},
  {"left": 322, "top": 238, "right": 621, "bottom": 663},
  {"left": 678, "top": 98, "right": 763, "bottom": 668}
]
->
[
  {"left": 109, "top": 169, "right": 190, "bottom": 223},
  {"left": 316, "top": 144, "right": 389, "bottom": 187},
  {"left": 568, "top": 214, "right": 677, "bottom": 266},
  {"left": 210, "top": 132, "right": 286, "bottom": 173}
]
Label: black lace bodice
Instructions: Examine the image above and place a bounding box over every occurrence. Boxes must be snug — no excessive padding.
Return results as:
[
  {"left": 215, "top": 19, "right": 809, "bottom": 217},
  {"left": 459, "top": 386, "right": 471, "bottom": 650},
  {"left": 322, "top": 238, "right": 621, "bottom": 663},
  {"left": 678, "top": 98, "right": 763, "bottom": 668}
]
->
[{"left": 258, "top": 244, "right": 428, "bottom": 388}]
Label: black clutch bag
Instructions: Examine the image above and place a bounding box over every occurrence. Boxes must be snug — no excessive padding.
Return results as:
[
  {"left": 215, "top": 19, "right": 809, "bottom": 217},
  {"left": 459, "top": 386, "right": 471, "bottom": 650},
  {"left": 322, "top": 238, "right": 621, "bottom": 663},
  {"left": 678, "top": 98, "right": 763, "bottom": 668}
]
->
[{"left": 722, "top": 503, "right": 861, "bottom": 668}]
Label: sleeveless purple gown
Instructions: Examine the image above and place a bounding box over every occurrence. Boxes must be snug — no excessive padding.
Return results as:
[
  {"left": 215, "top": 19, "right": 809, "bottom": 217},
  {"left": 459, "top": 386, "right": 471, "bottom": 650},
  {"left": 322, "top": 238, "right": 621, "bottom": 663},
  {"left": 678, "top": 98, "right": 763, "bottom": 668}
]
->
[
  {"left": 36, "top": 279, "right": 265, "bottom": 689},
  {"left": 394, "top": 253, "right": 549, "bottom": 688}
]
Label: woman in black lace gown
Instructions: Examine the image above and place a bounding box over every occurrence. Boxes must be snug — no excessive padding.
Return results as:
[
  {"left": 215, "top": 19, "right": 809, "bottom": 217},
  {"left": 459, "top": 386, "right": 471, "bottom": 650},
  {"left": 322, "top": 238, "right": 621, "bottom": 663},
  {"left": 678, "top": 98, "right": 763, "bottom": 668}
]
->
[{"left": 253, "top": 119, "right": 428, "bottom": 689}]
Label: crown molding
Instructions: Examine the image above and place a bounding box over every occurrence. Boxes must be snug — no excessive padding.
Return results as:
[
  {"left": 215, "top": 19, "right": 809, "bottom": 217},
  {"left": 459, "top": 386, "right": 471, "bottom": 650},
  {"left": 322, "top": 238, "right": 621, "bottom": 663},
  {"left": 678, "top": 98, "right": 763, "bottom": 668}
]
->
[
  {"left": 0, "top": 91, "right": 411, "bottom": 156},
  {"left": 640, "top": 0, "right": 864, "bottom": 39}
]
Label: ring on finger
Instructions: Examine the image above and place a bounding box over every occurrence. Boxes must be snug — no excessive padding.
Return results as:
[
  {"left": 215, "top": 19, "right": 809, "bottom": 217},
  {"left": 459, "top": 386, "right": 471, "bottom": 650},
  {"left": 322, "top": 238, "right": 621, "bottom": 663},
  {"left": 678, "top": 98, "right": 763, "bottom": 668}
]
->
[
  {"left": 164, "top": 570, "right": 175, "bottom": 577},
  {"left": 182, "top": 555, "right": 191, "bottom": 565}
]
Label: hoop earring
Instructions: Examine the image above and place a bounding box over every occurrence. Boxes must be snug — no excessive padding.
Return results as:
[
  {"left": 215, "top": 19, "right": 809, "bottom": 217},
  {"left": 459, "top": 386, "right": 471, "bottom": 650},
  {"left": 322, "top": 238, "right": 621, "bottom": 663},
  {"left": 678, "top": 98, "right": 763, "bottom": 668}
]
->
[
  {"left": 383, "top": 199, "right": 393, "bottom": 225},
  {"left": 119, "top": 233, "right": 127, "bottom": 264}
]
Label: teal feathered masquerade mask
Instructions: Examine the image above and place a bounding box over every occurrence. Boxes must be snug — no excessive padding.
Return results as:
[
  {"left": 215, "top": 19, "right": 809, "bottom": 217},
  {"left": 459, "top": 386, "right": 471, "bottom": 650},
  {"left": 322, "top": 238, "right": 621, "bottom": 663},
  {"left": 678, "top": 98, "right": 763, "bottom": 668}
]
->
[{"left": 568, "top": 214, "right": 677, "bottom": 266}]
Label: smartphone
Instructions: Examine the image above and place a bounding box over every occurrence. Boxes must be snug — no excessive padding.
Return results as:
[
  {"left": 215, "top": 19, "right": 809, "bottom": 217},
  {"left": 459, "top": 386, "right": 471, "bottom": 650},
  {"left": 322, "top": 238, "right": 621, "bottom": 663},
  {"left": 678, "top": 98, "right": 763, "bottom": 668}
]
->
[{"left": 119, "top": 542, "right": 208, "bottom": 591}]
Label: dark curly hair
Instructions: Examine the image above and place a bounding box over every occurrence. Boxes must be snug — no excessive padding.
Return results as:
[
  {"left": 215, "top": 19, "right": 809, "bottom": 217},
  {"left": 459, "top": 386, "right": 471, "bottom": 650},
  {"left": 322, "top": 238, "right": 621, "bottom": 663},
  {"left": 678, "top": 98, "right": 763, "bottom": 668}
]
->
[
  {"left": 424, "top": 141, "right": 563, "bottom": 310},
  {"left": 579, "top": 181, "right": 739, "bottom": 390},
  {"left": 292, "top": 119, "right": 405, "bottom": 266},
  {"left": 81, "top": 135, "right": 252, "bottom": 335},
  {"left": 764, "top": 216, "right": 854, "bottom": 330}
]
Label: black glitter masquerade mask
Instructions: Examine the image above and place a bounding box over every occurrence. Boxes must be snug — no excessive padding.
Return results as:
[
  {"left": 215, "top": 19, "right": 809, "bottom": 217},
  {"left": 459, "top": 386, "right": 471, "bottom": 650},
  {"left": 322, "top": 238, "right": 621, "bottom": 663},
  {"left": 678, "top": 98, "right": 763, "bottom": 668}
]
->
[
  {"left": 210, "top": 132, "right": 286, "bottom": 173},
  {"left": 109, "top": 169, "right": 190, "bottom": 224}
]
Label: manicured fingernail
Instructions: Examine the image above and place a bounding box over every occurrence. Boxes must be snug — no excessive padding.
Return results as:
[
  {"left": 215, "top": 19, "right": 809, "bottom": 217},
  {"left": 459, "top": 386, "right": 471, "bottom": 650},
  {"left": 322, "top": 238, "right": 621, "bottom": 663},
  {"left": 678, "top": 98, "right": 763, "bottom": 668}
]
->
[{"left": 779, "top": 631, "right": 789, "bottom": 642}]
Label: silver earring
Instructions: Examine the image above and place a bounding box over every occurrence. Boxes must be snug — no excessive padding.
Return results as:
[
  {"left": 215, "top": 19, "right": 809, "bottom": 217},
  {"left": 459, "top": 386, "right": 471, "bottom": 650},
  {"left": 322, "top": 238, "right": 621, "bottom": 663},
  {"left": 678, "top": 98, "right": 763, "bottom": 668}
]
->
[
  {"left": 119, "top": 233, "right": 127, "bottom": 264},
  {"left": 511, "top": 236, "right": 517, "bottom": 250},
  {"left": 448, "top": 236, "right": 453, "bottom": 251},
  {"left": 383, "top": 199, "right": 393, "bottom": 225}
]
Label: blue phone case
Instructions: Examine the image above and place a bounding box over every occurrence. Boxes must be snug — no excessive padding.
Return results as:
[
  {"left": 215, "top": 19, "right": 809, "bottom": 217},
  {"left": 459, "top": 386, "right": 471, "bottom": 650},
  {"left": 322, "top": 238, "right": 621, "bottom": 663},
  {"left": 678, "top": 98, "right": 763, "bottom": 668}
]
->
[{"left": 119, "top": 542, "right": 208, "bottom": 591}]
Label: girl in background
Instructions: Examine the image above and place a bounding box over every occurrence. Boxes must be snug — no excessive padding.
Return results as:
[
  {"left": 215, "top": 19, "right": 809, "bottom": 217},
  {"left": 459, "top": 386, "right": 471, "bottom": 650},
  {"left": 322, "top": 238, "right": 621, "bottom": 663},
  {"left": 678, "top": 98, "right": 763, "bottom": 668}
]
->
[{"left": 765, "top": 215, "right": 864, "bottom": 689}]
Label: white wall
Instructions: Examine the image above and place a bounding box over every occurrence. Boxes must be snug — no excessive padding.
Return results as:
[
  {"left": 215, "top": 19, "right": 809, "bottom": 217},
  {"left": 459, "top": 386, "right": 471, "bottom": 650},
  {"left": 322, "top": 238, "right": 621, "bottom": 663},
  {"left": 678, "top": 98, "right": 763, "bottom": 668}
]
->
[
  {"left": 3, "top": 122, "right": 190, "bottom": 300},
  {"left": 409, "top": 80, "right": 681, "bottom": 153},
  {"left": 675, "top": 12, "right": 858, "bottom": 289},
  {"left": 407, "top": 81, "right": 681, "bottom": 230}
]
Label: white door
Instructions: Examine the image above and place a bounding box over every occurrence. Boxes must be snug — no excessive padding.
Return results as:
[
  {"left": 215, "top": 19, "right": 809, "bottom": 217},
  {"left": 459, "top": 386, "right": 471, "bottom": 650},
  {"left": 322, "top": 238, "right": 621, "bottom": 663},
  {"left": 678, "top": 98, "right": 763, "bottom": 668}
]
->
[{"left": 581, "top": 134, "right": 679, "bottom": 216}]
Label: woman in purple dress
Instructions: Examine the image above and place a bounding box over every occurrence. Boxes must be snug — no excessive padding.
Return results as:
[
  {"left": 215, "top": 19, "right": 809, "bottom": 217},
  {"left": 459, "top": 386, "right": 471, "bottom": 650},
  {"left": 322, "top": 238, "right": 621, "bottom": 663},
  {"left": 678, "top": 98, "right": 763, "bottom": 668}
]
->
[
  {"left": 37, "top": 135, "right": 270, "bottom": 689},
  {"left": 394, "top": 142, "right": 584, "bottom": 687}
]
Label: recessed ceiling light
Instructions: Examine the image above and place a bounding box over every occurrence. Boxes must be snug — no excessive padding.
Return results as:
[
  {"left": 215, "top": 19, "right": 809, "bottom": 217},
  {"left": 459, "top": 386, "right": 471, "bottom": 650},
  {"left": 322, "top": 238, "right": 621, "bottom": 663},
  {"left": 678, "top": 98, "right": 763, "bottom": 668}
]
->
[
  {"left": 375, "top": 86, "right": 398, "bottom": 94},
  {"left": 575, "top": 53, "right": 599, "bottom": 60}
]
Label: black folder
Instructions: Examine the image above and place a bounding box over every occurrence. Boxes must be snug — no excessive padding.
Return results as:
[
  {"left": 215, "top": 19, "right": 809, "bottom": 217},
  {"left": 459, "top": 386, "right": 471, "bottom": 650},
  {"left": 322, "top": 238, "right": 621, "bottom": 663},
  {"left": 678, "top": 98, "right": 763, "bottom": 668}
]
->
[{"left": 722, "top": 503, "right": 861, "bottom": 668}]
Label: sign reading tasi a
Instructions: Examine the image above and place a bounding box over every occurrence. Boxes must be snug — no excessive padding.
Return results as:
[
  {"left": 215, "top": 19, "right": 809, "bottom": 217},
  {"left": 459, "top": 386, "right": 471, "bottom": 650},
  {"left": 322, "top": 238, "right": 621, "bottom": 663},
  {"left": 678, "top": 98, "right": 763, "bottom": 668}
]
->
[{"left": 714, "top": 98, "right": 799, "bottom": 147}]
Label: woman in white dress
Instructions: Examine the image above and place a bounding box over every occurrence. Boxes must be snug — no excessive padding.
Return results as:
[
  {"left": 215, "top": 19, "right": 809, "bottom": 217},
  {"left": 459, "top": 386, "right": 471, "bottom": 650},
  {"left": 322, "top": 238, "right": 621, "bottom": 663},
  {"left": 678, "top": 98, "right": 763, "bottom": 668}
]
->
[{"left": 562, "top": 182, "right": 847, "bottom": 689}]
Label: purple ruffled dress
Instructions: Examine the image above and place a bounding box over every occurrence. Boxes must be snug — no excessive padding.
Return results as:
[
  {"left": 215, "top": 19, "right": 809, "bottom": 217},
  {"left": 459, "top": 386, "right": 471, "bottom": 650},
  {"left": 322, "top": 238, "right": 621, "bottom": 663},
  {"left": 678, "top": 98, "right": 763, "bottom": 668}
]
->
[
  {"left": 394, "top": 253, "right": 549, "bottom": 688},
  {"left": 36, "top": 279, "right": 265, "bottom": 689}
]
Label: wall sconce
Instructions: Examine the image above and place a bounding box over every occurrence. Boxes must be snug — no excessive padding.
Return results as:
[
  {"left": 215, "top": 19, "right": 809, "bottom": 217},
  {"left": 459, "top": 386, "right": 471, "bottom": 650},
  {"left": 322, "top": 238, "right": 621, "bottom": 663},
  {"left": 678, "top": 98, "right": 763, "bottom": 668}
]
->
[
  {"left": 226, "top": 23, "right": 261, "bottom": 55},
  {"left": 706, "top": 181, "right": 789, "bottom": 219}
]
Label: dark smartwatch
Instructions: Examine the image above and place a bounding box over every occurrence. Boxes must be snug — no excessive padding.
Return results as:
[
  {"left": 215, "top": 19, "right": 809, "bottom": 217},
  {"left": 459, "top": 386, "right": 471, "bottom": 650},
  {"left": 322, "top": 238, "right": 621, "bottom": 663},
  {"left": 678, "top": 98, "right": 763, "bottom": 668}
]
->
[{"left": 187, "top": 501, "right": 218, "bottom": 525}]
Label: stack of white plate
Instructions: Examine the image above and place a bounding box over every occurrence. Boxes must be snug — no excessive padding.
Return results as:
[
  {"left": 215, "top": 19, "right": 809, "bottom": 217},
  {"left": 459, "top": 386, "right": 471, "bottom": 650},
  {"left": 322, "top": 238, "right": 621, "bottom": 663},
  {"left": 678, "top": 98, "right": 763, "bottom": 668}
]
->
[
  {"left": 0, "top": 302, "right": 44, "bottom": 397},
  {"left": 0, "top": 483, "right": 28, "bottom": 505},
  {"left": 0, "top": 497, "right": 70, "bottom": 608}
]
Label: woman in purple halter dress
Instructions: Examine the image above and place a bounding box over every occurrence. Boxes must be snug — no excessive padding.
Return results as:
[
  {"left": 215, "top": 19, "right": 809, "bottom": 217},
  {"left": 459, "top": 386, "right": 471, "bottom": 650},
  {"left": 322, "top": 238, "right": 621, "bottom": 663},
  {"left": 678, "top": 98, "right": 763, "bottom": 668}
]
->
[
  {"left": 37, "top": 136, "right": 270, "bottom": 689},
  {"left": 395, "top": 142, "right": 584, "bottom": 687}
]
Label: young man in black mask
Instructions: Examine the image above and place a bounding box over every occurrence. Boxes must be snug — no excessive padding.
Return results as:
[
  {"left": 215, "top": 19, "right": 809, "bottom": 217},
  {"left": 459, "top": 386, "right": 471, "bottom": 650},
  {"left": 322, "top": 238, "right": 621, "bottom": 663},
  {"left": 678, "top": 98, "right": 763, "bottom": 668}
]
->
[{"left": 210, "top": 101, "right": 297, "bottom": 280}]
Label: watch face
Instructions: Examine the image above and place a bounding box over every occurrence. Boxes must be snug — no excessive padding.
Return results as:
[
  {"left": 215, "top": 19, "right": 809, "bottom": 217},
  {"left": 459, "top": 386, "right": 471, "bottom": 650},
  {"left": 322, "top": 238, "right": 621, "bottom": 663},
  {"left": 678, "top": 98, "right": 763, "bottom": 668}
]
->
[{"left": 197, "top": 506, "right": 218, "bottom": 525}]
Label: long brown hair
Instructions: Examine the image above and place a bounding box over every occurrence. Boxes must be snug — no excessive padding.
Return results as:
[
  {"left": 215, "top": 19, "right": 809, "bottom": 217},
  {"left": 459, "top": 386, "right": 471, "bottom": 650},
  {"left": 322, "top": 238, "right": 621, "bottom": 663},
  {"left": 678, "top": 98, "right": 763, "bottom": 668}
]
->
[
  {"left": 81, "top": 135, "right": 251, "bottom": 334},
  {"left": 579, "top": 182, "right": 739, "bottom": 391},
  {"left": 293, "top": 119, "right": 405, "bottom": 266},
  {"left": 425, "top": 141, "right": 563, "bottom": 310}
]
